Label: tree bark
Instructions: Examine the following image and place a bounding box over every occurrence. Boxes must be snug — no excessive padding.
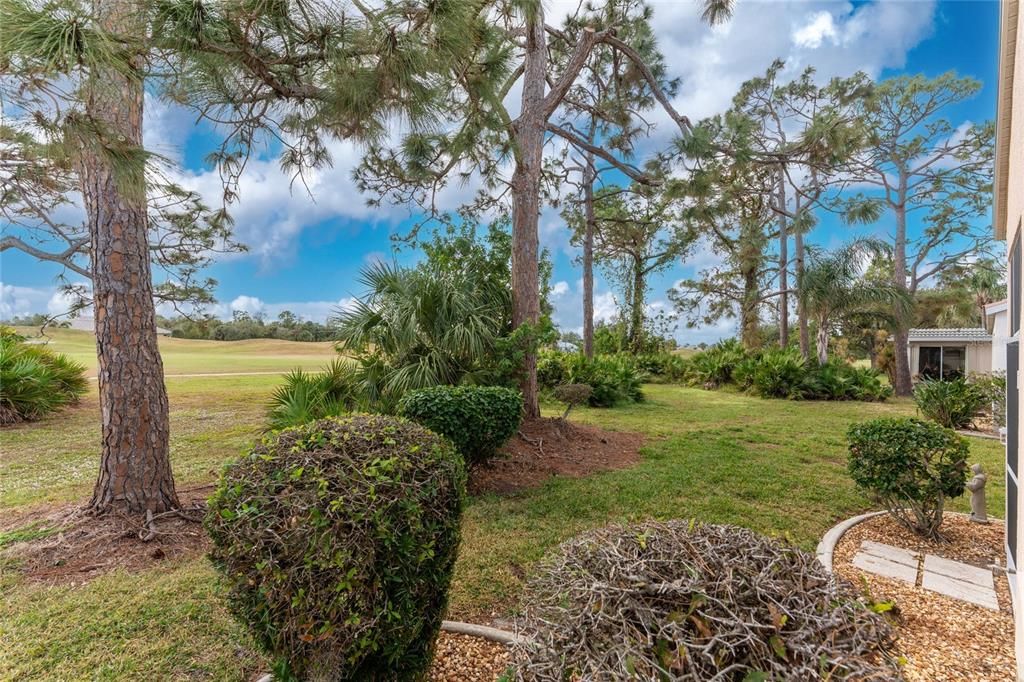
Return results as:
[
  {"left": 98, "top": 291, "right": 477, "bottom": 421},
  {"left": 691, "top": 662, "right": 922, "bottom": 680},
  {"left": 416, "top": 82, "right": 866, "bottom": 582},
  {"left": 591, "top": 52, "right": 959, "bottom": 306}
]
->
[
  {"left": 795, "top": 227, "right": 810, "bottom": 360},
  {"left": 582, "top": 152, "right": 595, "bottom": 360},
  {"left": 81, "top": 1, "right": 179, "bottom": 514},
  {"left": 816, "top": 317, "right": 830, "bottom": 364},
  {"left": 777, "top": 168, "right": 789, "bottom": 349},
  {"left": 628, "top": 258, "right": 645, "bottom": 353},
  {"left": 510, "top": 9, "right": 548, "bottom": 419},
  {"left": 892, "top": 177, "right": 913, "bottom": 397}
]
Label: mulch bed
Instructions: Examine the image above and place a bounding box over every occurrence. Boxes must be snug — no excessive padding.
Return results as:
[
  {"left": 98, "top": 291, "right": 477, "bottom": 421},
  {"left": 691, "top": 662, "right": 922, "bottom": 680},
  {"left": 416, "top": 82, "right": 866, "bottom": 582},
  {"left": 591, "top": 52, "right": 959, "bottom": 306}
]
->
[
  {"left": 468, "top": 417, "right": 644, "bottom": 496},
  {"left": 426, "top": 632, "right": 510, "bottom": 682},
  {"left": 1, "top": 487, "right": 212, "bottom": 585},
  {"left": 833, "top": 513, "right": 1015, "bottom": 682}
]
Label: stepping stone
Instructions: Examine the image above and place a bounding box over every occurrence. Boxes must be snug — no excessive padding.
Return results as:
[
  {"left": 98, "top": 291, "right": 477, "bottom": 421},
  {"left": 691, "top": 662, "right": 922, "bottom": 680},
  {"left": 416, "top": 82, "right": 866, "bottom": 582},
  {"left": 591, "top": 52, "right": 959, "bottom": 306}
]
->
[
  {"left": 922, "top": 554, "right": 995, "bottom": 590},
  {"left": 859, "top": 540, "right": 920, "bottom": 568},
  {"left": 852, "top": 551, "right": 917, "bottom": 584},
  {"left": 921, "top": 570, "right": 999, "bottom": 610}
]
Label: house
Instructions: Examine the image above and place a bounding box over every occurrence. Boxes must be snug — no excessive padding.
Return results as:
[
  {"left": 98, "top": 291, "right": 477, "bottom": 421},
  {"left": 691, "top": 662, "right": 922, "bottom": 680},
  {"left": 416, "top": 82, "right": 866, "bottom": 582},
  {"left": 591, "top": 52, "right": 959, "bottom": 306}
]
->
[
  {"left": 995, "top": 0, "right": 1023, "bottom": 677},
  {"left": 988, "top": 298, "right": 1012, "bottom": 372},
  {"left": 68, "top": 316, "right": 172, "bottom": 337},
  {"left": 906, "top": 327, "right": 993, "bottom": 379}
]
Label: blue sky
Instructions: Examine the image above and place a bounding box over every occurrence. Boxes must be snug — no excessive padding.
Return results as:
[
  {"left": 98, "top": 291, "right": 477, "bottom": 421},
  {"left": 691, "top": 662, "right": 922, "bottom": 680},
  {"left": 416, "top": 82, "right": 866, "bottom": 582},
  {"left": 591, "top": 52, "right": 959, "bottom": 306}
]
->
[{"left": 0, "top": 0, "right": 1002, "bottom": 344}]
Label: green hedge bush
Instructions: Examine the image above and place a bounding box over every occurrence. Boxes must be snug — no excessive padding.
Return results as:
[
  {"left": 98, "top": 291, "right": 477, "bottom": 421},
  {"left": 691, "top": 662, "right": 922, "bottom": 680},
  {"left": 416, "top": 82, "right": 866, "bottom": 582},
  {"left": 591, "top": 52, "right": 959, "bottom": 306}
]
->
[
  {"left": 398, "top": 385, "right": 522, "bottom": 464},
  {"left": 847, "top": 417, "right": 969, "bottom": 538},
  {"left": 537, "top": 351, "right": 645, "bottom": 407},
  {"left": 913, "top": 377, "right": 987, "bottom": 429},
  {"left": 685, "top": 341, "right": 890, "bottom": 402},
  {"left": 206, "top": 415, "right": 465, "bottom": 681},
  {"left": 0, "top": 327, "right": 88, "bottom": 425}
]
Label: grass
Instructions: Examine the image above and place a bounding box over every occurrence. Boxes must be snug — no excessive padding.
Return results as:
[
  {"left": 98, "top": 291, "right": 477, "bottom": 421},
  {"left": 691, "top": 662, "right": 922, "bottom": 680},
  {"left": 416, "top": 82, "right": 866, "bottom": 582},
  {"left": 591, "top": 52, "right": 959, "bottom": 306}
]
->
[
  {"left": 0, "top": 378, "right": 1006, "bottom": 680},
  {"left": 11, "top": 327, "right": 338, "bottom": 376}
]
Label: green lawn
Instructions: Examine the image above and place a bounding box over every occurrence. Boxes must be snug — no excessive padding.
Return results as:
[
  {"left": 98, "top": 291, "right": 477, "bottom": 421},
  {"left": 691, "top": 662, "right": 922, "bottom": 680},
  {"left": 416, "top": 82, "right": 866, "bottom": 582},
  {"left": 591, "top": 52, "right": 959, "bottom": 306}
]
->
[
  {"left": 12, "top": 327, "right": 338, "bottom": 375},
  {"left": 0, "top": 376, "right": 1006, "bottom": 681}
]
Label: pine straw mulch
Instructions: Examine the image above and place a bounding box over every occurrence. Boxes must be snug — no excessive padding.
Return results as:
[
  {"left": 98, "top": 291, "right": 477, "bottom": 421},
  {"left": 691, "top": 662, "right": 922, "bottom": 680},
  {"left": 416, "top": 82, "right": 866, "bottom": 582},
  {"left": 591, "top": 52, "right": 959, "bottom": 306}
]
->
[
  {"left": 468, "top": 417, "right": 644, "bottom": 496},
  {"left": 426, "top": 632, "right": 511, "bottom": 682},
  {"left": 0, "top": 486, "right": 213, "bottom": 586},
  {"left": 833, "top": 513, "right": 1015, "bottom": 682}
]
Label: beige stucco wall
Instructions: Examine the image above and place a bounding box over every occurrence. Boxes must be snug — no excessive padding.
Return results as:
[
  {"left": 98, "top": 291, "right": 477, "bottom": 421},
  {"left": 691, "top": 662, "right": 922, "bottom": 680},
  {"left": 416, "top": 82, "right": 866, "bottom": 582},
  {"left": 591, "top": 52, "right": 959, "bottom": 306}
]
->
[{"left": 997, "top": 1, "right": 1024, "bottom": 677}]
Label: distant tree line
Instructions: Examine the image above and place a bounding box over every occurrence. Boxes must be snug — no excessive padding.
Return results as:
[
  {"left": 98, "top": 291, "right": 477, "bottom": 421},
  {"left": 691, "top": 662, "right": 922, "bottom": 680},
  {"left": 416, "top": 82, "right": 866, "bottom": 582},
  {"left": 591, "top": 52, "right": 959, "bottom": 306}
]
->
[{"left": 157, "top": 311, "right": 334, "bottom": 342}]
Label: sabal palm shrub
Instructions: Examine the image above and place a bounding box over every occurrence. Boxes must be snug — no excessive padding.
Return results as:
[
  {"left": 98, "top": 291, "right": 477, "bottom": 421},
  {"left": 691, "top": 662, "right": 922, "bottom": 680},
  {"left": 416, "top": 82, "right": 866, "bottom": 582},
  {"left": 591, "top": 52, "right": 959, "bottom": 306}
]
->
[
  {"left": 267, "top": 359, "right": 363, "bottom": 430},
  {"left": 684, "top": 338, "right": 745, "bottom": 388},
  {"left": 913, "top": 378, "right": 987, "bottom": 429},
  {"left": 748, "top": 347, "right": 806, "bottom": 399},
  {"left": 0, "top": 328, "right": 88, "bottom": 425},
  {"left": 537, "top": 351, "right": 645, "bottom": 407},
  {"left": 334, "top": 261, "right": 512, "bottom": 411}
]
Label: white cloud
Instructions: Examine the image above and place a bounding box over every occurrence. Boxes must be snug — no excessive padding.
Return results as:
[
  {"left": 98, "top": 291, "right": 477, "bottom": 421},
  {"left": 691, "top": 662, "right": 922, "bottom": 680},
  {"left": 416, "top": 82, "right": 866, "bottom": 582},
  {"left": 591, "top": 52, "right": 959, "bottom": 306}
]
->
[
  {"left": 551, "top": 280, "right": 570, "bottom": 298},
  {"left": 0, "top": 283, "right": 51, "bottom": 318},
  {"left": 793, "top": 11, "right": 839, "bottom": 49},
  {"left": 229, "top": 295, "right": 266, "bottom": 316}
]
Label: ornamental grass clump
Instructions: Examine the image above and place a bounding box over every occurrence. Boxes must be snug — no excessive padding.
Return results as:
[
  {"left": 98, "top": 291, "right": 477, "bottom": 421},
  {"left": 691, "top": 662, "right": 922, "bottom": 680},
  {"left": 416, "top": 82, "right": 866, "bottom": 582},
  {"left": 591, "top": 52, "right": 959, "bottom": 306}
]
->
[
  {"left": 398, "top": 385, "right": 522, "bottom": 465},
  {"left": 848, "top": 417, "right": 969, "bottom": 539},
  {"left": 206, "top": 415, "right": 466, "bottom": 682},
  {"left": 512, "top": 520, "right": 901, "bottom": 681}
]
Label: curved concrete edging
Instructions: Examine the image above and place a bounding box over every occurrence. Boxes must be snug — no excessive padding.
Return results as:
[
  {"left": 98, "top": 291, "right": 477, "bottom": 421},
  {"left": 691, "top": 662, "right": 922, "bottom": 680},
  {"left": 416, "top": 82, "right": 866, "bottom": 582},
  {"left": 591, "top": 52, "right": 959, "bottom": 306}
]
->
[
  {"left": 252, "top": 621, "right": 520, "bottom": 682},
  {"left": 815, "top": 510, "right": 886, "bottom": 572}
]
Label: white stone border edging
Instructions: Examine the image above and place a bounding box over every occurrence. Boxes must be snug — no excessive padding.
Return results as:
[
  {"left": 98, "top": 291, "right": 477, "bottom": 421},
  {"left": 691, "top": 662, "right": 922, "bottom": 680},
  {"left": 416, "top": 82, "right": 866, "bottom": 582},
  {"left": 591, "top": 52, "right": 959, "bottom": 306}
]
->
[
  {"left": 815, "top": 510, "right": 886, "bottom": 573},
  {"left": 253, "top": 621, "right": 521, "bottom": 682}
]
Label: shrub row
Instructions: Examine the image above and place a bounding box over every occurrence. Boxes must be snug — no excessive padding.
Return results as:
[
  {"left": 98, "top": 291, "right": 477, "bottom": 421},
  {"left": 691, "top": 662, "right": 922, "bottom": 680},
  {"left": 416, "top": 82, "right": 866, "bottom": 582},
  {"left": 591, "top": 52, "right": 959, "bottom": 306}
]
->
[
  {"left": 685, "top": 340, "right": 890, "bottom": 402},
  {"left": 0, "top": 327, "right": 88, "bottom": 425},
  {"left": 537, "top": 350, "right": 645, "bottom": 407}
]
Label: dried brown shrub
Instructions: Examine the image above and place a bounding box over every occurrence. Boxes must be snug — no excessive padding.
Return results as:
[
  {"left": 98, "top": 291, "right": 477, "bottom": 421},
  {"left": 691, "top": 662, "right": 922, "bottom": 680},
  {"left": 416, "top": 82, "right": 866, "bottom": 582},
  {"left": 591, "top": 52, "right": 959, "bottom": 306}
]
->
[{"left": 512, "top": 520, "right": 902, "bottom": 681}]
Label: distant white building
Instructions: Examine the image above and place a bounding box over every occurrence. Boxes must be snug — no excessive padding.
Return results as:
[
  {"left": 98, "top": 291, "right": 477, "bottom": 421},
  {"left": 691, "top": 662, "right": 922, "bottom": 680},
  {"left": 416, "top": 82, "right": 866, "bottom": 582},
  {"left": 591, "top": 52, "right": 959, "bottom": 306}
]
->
[
  {"left": 904, "top": 300, "right": 1011, "bottom": 379},
  {"left": 68, "top": 316, "right": 172, "bottom": 337},
  {"left": 906, "top": 327, "right": 993, "bottom": 379},
  {"left": 986, "top": 298, "right": 1011, "bottom": 372}
]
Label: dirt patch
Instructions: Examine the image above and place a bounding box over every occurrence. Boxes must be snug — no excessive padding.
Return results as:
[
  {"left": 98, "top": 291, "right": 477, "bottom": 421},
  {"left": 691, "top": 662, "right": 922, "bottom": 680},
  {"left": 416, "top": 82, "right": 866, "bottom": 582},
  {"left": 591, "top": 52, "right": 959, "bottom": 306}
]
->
[
  {"left": 1, "top": 486, "right": 213, "bottom": 585},
  {"left": 469, "top": 417, "right": 643, "bottom": 496},
  {"left": 833, "top": 513, "right": 1014, "bottom": 681}
]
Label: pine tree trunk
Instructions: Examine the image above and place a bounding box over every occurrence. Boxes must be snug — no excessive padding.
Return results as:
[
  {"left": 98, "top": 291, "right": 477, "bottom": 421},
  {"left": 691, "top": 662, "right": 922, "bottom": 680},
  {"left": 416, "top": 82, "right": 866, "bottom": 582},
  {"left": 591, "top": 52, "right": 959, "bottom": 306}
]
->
[
  {"left": 892, "top": 180, "right": 913, "bottom": 397},
  {"left": 81, "top": 1, "right": 179, "bottom": 514},
  {"left": 628, "top": 260, "right": 645, "bottom": 353},
  {"left": 741, "top": 265, "right": 760, "bottom": 351},
  {"left": 582, "top": 153, "right": 595, "bottom": 360},
  {"left": 510, "top": 10, "right": 547, "bottom": 419},
  {"left": 795, "top": 229, "right": 810, "bottom": 360},
  {"left": 777, "top": 170, "right": 789, "bottom": 348}
]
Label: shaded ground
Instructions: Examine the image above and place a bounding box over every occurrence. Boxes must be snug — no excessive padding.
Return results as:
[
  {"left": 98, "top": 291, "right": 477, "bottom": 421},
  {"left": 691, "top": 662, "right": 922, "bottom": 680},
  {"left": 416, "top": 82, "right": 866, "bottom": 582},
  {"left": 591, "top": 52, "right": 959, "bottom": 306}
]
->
[{"left": 469, "top": 417, "right": 644, "bottom": 496}]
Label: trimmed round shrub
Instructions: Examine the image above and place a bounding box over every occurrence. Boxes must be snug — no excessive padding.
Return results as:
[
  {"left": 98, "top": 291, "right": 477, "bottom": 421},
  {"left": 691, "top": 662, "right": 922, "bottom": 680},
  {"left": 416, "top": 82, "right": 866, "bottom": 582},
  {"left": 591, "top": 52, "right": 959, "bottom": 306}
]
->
[
  {"left": 398, "top": 385, "right": 522, "bottom": 464},
  {"left": 552, "top": 383, "right": 593, "bottom": 419},
  {"left": 512, "top": 520, "right": 900, "bottom": 680},
  {"left": 913, "top": 377, "right": 987, "bottom": 429},
  {"left": 848, "top": 417, "right": 969, "bottom": 538},
  {"left": 206, "top": 415, "right": 466, "bottom": 682}
]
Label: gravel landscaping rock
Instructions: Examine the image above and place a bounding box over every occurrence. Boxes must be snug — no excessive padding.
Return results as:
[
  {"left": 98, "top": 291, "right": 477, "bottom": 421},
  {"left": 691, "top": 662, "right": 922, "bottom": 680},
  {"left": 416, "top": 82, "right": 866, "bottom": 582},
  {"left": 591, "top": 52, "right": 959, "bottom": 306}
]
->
[{"left": 428, "top": 632, "right": 511, "bottom": 681}]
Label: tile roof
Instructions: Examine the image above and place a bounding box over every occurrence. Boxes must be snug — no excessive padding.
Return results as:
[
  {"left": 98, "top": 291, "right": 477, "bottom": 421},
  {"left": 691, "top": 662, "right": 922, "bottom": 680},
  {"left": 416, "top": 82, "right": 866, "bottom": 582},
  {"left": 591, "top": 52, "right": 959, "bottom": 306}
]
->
[{"left": 907, "top": 328, "right": 993, "bottom": 342}]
